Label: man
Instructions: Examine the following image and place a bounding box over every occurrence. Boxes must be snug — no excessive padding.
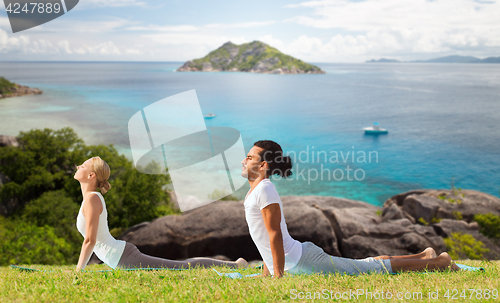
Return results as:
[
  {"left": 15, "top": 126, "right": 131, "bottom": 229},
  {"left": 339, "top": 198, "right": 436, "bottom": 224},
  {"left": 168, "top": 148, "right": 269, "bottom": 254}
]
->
[{"left": 241, "top": 140, "right": 458, "bottom": 278}]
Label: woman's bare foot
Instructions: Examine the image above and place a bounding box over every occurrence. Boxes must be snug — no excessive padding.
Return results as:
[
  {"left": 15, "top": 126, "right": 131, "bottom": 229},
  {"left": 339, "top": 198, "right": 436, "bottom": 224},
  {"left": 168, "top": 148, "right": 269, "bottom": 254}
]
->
[
  {"left": 236, "top": 258, "right": 249, "bottom": 269},
  {"left": 422, "top": 247, "right": 437, "bottom": 259}
]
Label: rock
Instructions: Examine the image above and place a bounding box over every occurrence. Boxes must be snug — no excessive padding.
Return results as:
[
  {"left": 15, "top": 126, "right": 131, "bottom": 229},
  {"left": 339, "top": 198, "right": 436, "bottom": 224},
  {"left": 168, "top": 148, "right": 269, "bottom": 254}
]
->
[
  {"left": 202, "top": 62, "right": 213, "bottom": 72},
  {"left": 0, "top": 135, "right": 19, "bottom": 147},
  {"left": 402, "top": 194, "right": 451, "bottom": 224},
  {"left": 120, "top": 198, "right": 340, "bottom": 261},
  {"left": 382, "top": 203, "right": 405, "bottom": 222},
  {"left": 0, "top": 84, "right": 42, "bottom": 99},
  {"left": 385, "top": 189, "right": 500, "bottom": 223},
  {"left": 120, "top": 191, "right": 500, "bottom": 262},
  {"left": 280, "top": 198, "right": 339, "bottom": 256},
  {"left": 313, "top": 202, "right": 445, "bottom": 258},
  {"left": 120, "top": 201, "right": 259, "bottom": 261}
]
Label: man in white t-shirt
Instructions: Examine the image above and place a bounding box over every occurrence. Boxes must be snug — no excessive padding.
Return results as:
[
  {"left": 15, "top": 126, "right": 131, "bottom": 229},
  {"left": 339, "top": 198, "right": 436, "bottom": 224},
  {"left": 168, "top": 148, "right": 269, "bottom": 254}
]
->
[{"left": 241, "top": 140, "right": 459, "bottom": 278}]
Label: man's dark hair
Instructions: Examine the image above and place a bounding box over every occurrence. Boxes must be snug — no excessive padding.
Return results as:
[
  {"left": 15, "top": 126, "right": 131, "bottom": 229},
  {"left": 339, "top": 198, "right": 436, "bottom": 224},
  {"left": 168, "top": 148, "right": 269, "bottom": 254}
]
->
[{"left": 254, "top": 140, "right": 293, "bottom": 178}]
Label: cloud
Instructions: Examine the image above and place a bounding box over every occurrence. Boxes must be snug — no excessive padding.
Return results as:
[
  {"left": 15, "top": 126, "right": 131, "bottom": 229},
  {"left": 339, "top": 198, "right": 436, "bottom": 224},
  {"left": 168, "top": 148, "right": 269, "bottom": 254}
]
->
[
  {"left": 126, "top": 25, "right": 199, "bottom": 32},
  {"left": 205, "top": 21, "right": 277, "bottom": 29},
  {"left": 0, "top": 28, "right": 31, "bottom": 53},
  {"left": 259, "top": 35, "right": 286, "bottom": 51},
  {"left": 79, "top": 0, "right": 146, "bottom": 8},
  {"left": 286, "top": 0, "right": 500, "bottom": 31},
  {"left": 143, "top": 32, "right": 247, "bottom": 46},
  {"left": 48, "top": 18, "right": 134, "bottom": 33},
  {"left": 0, "top": 16, "right": 10, "bottom": 30},
  {"left": 74, "top": 41, "right": 122, "bottom": 55},
  {"left": 282, "top": 0, "right": 500, "bottom": 60}
]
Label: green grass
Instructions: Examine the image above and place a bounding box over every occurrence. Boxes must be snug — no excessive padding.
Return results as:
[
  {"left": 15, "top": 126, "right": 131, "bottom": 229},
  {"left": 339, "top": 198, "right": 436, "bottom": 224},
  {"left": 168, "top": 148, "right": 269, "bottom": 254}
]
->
[{"left": 1, "top": 261, "right": 499, "bottom": 302}]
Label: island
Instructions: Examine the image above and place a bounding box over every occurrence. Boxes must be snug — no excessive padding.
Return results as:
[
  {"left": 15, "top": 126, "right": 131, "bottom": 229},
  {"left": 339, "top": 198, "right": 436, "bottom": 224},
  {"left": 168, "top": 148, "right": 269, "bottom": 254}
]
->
[
  {"left": 366, "top": 55, "right": 500, "bottom": 64},
  {"left": 177, "top": 41, "right": 325, "bottom": 74},
  {"left": 0, "top": 77, "right": 42, "bottom": 99}
]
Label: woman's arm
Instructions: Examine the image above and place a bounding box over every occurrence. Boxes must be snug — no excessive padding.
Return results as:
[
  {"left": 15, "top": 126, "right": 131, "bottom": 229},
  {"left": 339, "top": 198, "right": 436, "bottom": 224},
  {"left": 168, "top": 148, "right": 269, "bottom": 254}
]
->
[
  {"left": 261, "top": 203, "right": 285, "bottom": 278},
  {"left": 76, "top": 195, "right": 102, "bottom": 271}
]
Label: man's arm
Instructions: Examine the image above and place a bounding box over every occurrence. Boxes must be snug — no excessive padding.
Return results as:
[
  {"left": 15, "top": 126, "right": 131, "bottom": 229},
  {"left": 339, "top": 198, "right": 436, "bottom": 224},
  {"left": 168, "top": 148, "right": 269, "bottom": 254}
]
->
[{"left": 261, "top": 203, "right": 285, "bottom": 278}]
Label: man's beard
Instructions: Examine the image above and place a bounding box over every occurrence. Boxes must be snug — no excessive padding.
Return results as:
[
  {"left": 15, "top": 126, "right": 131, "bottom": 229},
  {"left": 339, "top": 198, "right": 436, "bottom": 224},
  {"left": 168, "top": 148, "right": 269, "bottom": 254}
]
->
[{"left": 242, "top": 165, "right": 260, "bottom": 180}]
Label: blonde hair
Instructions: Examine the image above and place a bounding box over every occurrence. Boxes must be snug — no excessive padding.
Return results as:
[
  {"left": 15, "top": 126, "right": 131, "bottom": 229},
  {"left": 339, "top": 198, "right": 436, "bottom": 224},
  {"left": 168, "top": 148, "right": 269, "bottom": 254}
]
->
[{"left": 91, "top": 156, "right": 112, "bottom": 194}]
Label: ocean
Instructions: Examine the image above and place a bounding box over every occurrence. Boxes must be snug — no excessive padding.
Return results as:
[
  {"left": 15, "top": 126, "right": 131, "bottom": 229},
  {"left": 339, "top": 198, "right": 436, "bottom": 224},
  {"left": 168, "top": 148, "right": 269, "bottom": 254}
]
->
[{"left": 1, "top": 61, "right": 499, "bottom": 206}]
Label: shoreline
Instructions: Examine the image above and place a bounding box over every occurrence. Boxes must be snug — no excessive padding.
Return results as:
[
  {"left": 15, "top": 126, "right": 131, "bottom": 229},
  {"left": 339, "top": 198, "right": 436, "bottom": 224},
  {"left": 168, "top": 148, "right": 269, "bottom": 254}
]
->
[{"left": 0, "top": 78, "right": 43, "bottom": 99}]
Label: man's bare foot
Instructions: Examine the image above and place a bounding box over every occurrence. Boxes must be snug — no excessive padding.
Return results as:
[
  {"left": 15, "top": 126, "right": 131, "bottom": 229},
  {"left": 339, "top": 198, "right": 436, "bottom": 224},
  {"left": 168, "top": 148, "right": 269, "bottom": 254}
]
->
[
  {"left": 423, "top": 247, "right": 437, "bottom": 259},
  {"left": 450, "top": 262, "right": 461, "bottom": 271},
  {"left": 236, "top": 258, "right": 249, "bottom": 269},
  {"left": 435, "top": 252, "right": 453, "bottom": 270}
]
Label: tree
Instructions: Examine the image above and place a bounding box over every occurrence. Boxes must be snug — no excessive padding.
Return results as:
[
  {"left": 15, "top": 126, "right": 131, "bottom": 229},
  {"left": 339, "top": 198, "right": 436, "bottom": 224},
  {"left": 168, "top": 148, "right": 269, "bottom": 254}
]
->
[
  {"left": 0, "top": 127, "right": 84, "bottom": 215},
  {"left": 0, "top": 127, "right": 178, "bottom": 265}
]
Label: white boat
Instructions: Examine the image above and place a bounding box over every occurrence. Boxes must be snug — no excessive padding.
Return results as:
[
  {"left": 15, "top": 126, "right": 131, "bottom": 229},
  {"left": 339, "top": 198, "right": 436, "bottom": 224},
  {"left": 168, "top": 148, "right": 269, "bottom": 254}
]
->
[
  {"left": 364, "top": 122, "right": 388, "bottom": 134},
  {"left": 204, "top": 113, "right": 216, "bottom": 119}
]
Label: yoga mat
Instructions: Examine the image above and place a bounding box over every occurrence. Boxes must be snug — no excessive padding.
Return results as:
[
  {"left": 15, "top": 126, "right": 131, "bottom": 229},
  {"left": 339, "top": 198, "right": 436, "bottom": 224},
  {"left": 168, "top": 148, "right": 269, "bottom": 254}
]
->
[
  {"left": 213, "top": 263, "right": 485, "bottom": 279},
  {"left": 10, "top": 265, "right": 185, "bottom": 272},
  {"left": 212, "top": 269, "right": 261, "bottom": 279}
]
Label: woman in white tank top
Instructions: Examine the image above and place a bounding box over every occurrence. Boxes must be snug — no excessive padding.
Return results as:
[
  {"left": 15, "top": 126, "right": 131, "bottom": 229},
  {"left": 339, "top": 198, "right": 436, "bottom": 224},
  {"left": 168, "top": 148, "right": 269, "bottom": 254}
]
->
[{"left": 74, "top": 156, "right": 248, "bottom": 271}]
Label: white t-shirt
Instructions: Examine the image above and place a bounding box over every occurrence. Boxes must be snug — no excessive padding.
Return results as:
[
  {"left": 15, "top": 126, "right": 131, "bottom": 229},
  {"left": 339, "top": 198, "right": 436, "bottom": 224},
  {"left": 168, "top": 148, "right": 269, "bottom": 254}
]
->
[{"left": 244, "top": 178, "right": 302, "bottom": 275}]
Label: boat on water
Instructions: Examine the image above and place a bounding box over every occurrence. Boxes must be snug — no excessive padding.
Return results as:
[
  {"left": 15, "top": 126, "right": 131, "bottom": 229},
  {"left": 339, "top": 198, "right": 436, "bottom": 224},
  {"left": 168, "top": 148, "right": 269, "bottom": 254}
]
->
[
  {"left": 363, "top": 122, "right": 388, "bottom": 134},
  {"left": 204, "top": 113, "right": 216, "bottom": 119}
]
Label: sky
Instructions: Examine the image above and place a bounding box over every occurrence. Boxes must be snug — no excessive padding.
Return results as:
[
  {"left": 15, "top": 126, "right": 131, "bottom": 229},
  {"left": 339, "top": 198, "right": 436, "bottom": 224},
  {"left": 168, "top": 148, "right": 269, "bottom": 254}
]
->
[{"left": 1, "top": 0, "right": 499, "bottom": 63}]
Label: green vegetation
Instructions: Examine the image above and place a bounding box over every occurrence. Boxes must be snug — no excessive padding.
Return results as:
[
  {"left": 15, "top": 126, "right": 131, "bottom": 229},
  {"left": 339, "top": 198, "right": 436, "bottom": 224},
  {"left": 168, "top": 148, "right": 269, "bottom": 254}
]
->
[
  {"left": 0, "top": 128, "right": 178, "bottom": 266},
  {"left": 474, "top": 213, "right": 500, "bottom": 245},
  {"left": 418, "top": 217, "right": 429, "bottom": 226},
  {"left": 444, "top": 232, "right": 490, "bottom": 260},
  {"left": 453, "top": 211, "right": 463, "bottom": 220},
  {"left": 1, "top": 261, "right": 498, "bottom": 302},
  {"left": 0, "top": 216, "right": 73, "bottom": 265},
  {"left": 0, "top": 76, "right": 16, "bottom": 95},
  {"left": 437, "top": 192, "right": 463, "bottom": 204},
  {"left": 188, "top": 41, "right": 323, "bottom": 73}
]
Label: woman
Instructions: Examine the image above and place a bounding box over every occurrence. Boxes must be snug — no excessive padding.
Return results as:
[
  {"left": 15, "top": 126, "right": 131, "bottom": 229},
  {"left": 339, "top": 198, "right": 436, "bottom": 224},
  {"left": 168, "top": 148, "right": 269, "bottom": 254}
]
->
[
  {"left": 240, "top": 140, "right": 460, "bottom": 278},
  {"left": 74, "top": 156, "right": 247, "bottom": 271}
]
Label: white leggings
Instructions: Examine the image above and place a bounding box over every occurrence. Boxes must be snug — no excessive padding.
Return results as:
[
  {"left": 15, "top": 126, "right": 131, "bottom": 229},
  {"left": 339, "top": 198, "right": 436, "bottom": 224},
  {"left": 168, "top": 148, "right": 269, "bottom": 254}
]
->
[{"left": 116, "top": 242, "right": 238, "bottom": 269}]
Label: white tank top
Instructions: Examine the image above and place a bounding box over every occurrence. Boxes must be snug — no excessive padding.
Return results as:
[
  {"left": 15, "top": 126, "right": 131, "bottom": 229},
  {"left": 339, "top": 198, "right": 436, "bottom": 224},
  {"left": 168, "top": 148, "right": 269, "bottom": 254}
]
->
[{"left": 76, "top": 192, "right": 126, "bottom": 269}]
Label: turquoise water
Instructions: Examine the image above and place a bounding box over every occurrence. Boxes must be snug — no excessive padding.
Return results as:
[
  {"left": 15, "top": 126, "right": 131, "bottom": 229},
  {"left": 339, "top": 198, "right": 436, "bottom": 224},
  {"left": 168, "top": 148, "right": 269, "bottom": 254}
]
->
[{"left": 0, "top": 62, "right": 499, "bottom": 205}]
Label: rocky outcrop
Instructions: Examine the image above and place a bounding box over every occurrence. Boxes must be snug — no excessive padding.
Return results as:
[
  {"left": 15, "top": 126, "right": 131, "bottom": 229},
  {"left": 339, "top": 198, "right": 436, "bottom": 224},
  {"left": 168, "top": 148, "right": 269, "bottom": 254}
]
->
[
  {"left": 0, "top": 135, "right": 19, "bottom": 147},
  {"left": 120, "top": 189, "right": 500, "bottom": 262},
  {"left": 120, "top": 198, "right": 339, "bottom": 261},
  {"left": 0, "top": 83, "right": 42, "bottom": 99},
  {"left": 384, "top": 189, "right": 500, "bottom": 222},
  {"left": 177, "top": 41, "right": 325, "bottom": 74}
]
